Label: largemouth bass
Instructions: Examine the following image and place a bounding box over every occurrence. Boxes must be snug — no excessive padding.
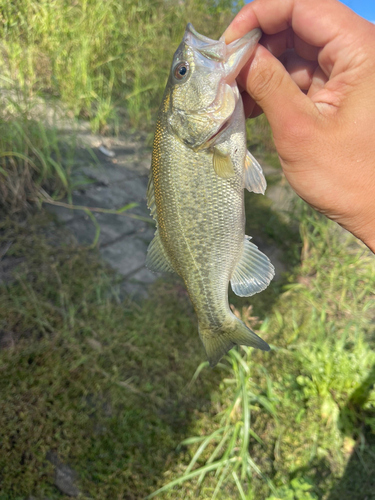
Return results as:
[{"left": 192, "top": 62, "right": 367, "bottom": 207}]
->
[{"left": 146, "top": 24, "right": 275, "bottom": 367}]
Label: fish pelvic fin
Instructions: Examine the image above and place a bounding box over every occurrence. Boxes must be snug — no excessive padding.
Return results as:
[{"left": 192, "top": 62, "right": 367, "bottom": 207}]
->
[
  {"left": 213, "top": 146, "right": 235, "bottom": 179},
  {"left": 198, "top": 316, "right": 270, "bottom": 368},
  {"left": 244, "top": 150, "right": 267, "bottom": 194}
]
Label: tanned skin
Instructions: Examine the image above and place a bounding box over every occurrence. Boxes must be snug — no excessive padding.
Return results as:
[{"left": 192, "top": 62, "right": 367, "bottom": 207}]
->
[{"left": 224, "top": 0, "right": 375, "bottom": 252}]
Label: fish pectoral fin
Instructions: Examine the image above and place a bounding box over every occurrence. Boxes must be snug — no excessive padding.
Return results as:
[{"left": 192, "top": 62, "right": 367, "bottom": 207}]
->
[
  {"left": 244, "top": 150, "right": 267, "bottom": 194},
  {"left": 146, "top": 230, "right": 175, "bottom": 274},
  {"left": 199, "top": 317, "right": 270, "bottom": 367},
  {"left": 213, "top": 147, "right": 235, "bottom": 179},
  {"left": 147, "top": 174, "right": 157, "bottom": 221},
  {"left": 231, "top": 236, "right": 275, "bottom": 297}
]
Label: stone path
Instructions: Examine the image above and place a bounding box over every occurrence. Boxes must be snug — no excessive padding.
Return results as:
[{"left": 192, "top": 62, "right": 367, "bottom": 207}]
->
[{"left": 47, "top": 129, "right": 158, "bottom": 298}]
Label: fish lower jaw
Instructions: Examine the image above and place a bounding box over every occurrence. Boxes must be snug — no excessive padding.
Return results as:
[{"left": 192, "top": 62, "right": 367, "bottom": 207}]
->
[{"left": 195, "top": 119, "right": 231, "bottom": 151}]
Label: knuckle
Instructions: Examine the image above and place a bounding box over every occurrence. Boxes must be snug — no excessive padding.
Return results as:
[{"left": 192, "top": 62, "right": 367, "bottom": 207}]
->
[{"left": 248, "top": 61, "right": 285, "bottom": 103}]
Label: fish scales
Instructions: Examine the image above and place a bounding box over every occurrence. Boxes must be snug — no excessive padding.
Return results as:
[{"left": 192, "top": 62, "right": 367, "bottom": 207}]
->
[
  {"left": 154, "top": 114, "right": 242, "bottom": 326},
  {"left": 147, "top": 24, "right": 275, "bottom": 367}
]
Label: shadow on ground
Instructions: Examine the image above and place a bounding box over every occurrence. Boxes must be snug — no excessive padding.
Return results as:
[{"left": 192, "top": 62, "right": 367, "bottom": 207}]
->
[
  {"left": 326, "top": 366, "right": 375, "bottom": 500},
  {"left": 293, "top": 366, "right": 375, "bottom": 500}
]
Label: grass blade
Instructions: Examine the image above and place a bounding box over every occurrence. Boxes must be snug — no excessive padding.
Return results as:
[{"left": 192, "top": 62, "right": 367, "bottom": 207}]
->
[
  {"left": 84, "top": 208, "right": 101, "bottom": 249},
  {"left": 185, "top": 428, "right": 224, "bottom": 474},
  {"left": 240, "top": 370, "right": 250, "bottom": 480},
  {"left": 144, "top": 458, "right": 238, "bottom": 500},
  {"left": 232, "top": 471, "right": 247, "bottom": 500}
]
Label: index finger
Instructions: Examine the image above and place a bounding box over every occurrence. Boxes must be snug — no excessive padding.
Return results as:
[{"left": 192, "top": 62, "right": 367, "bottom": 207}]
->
[
  {"left": 224, "top": 0, "right": 373, "bottom": 80},
  {"left": 224, "top": 0, "right": 360, "bottom": 48}
]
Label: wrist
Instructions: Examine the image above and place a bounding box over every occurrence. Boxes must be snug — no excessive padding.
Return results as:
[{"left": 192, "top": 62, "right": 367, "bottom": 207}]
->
[
  {"left": 352, "top": 207, "right": 375, "bottom": 254},
  {"left": 363, "top": 235, "right": 375, "bottom": 254}
]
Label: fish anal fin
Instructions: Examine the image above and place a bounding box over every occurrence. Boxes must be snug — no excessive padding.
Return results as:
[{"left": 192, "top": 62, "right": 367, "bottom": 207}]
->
[
  {"left": 231, "top": 236, "right": 275, "bottom": 297},
  {"left": 146, "top": 230, "right": 175, "bottom": 274},
  {"left": 199, "top": 316, "right": 270, "bottom": 367},
  {"left": 244, "top": 150, "right": 267, "bottom": 194},
  {"left": 213, "top": 147, "right": 235, "bottom": 179}
]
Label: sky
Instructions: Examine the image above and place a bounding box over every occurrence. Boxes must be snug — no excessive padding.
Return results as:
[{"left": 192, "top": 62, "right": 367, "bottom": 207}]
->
[
  {"left": 340, "top": 0, "right": 375, "bottom": 22},
  {"left": 244, "top": 0, "right": 375, "bottom": 22}
]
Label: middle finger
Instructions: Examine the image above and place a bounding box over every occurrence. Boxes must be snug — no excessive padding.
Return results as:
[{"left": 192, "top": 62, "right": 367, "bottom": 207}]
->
[
  {"left": 261, "top": 27, "right": 321, "bottom": 61},
  {"left": 279, "top": 49, "right": 319, "bottom": 90}
]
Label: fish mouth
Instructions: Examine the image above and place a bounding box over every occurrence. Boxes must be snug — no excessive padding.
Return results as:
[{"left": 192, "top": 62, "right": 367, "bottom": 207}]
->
[
  {"left": 201, "top": 82, "right": 238, "bottom": 148},
  {"left": 206, "top": 119, "right": 230, "bottom": 144},
  {"left": 193, "top": 117, "right": 232, "bottom": 152}
]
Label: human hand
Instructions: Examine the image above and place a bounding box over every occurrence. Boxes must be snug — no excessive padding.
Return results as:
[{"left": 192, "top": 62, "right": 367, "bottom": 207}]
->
[{"left": 224, "top": 0, "right": 375, "bottom": 252}]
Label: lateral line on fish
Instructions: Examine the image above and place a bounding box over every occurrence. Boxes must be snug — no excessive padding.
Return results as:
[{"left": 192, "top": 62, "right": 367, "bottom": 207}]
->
[
  {"left": 200, "top": 155, "right": 220, "bottom": 328},
  {"left": 175, "top": 162, "right": 217, "bottom": 328}
]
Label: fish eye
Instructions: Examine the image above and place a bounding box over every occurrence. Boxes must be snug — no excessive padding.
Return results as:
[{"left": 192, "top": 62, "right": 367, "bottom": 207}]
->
[{"left": 174, "top": 62, "right": 190, "bottom": 81}]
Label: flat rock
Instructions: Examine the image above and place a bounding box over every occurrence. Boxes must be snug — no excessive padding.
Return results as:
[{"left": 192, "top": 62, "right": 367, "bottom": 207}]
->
[
  {"left": 54, "top": 463, "right": 80, "bottom": 497},
  {"left": 261, "top": 163, "right": 280, "bottom": 176},
  {"left": 46, "top": 451, "right": 80, "bottom": 497},
  {"left": 65, "top": 212, "right": 141, "bottom": 248},
  {"left": 46, "top": 129, "right": 156, "bottom": 297},
  {"left": 258, "top": 241, "right": 287, "bottom": 281},
  {"left": 265, "top": 177, "right": 298, "bottom": 216},
  {"left": 71, "top": 177, "right": 148, "bottom": 211},
  {"left": 100, "top": 236, "right": 151, "bottom": 278}
]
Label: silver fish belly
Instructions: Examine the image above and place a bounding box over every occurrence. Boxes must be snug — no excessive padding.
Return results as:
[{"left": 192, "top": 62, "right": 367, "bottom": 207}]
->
[{"left": 146, "top": 24, "right": 275, "bottom": 367}]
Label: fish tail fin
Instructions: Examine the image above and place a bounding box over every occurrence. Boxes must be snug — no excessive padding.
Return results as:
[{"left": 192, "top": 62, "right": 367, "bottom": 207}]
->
[{"left": 198, "top": 316, "right": 270, "bottom": 368}]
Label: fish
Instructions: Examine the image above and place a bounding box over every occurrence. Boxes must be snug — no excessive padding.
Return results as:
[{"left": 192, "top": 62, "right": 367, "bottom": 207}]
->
[{"left": 146, "top": 23, "right": 275, "bottom": 367}]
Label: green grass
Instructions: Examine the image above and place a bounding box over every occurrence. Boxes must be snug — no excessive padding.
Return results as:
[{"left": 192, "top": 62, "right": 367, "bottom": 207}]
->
[
  {"left": 0, "top": 195, "right": 374, "bottom": 499},
  {"left": 0, "top": 0, "right": 237, "bottom": 131},
  {"left": 0, "top": 211, "right": 221, "bottom": 498},
  {"left": 0, "top": 0, "right": 238, "bottom": 211},
  {"left": 148, "top": 204, "right": 375, "bottom": 500},
  {"left": 0, "top": 111, "right": 77, "bottom": 212}
]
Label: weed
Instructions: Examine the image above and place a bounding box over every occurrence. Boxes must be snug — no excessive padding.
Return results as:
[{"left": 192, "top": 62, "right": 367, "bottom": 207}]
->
[
  {"left": 0, "top": 0, "right": 239, "bottom": 212},
  {"left": 0, "top": 94, "right": 78, "bottom": 210},
  {"left": 0, "top": 0, "right": 236, "bottom": 130},
  {"left": 266, "top": 477, "right": 318, "bottom": 500}
]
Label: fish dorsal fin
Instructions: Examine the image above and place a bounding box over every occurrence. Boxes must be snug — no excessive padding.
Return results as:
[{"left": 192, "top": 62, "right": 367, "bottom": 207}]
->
[
  {"left": 213, "top": 147, "right": 235, "bottom": 179},
  {"left": 146, "top": 230, "right": 175, "bottom": 274},
  {"left": 244, "top": 151, "right": 267, "bottom": 194},
  {"left": 147, "top": 174, "right": 157, "bottom": 220},
  {"left": 231, "top": 236, "right": 275, "bottom": 297}
]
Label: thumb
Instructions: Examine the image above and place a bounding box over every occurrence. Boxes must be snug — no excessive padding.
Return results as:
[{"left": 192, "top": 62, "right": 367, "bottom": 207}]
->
[{"left": 240, "top": 44, "right": 320, "bottom": 151}]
